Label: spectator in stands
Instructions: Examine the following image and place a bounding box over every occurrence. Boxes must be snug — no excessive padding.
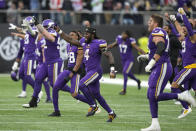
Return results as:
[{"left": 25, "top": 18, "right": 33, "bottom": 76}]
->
[
  {"left": 71, "top": 0, "right": 83, "bottom": 11},
  {"left": 18, "top": 0, "right": 28, "bottom": 17},
  {"left": 7, "top": 1, "right": 17, "bottom": 24},
  {"left": 62, "top": 0, "right": 73, "bottom": 24},
  {"left": 30, "top": 0, "right": 40, "bottom": 10},
  {"left": 49, "top": 0, "right": 64, "bottom": 25},
  {"left": 111, "top": 2, "right": 122, "bottom": 25},
  {"left": 122, "top": 2, "right": 134, "bottom": 25},
  {"left": 103, "top": 0, "right": 113, "bottom": 24},
  {"left": 91, "top": 0, "right": 103, "bottom": 13}
]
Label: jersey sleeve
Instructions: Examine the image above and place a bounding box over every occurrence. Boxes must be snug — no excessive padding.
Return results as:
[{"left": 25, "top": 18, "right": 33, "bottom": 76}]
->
[
  {"left": 116, "top": 35, "right": 121, "bottom": 44},
  {"left": 79, "top": 37, "right": 86, "bottom": 47},
  {"left": 49, "top": 30, "right": 58, "bottom": 37},
  {"left": 130, "top": 37, "right": 136, "bottom": 44},
  {"left": 151, "top": 28, "right": 165, "bottom": 37},
  {"left": 98, "top": 40, "right": 107, "bottom": 48}
]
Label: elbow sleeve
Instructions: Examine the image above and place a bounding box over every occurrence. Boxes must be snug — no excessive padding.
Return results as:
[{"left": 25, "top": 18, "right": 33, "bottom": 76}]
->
[{"left": 155, "top": 41, "right": 165, "bottom": 56}]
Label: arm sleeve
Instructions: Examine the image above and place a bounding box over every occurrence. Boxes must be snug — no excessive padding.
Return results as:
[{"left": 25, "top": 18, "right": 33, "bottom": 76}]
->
[{"left": 182, "top": 14, "right": 194, "bottom": 36}]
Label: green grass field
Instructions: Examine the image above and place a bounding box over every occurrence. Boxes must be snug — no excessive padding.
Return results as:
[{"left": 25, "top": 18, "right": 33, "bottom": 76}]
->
[{"left": 0, "top": 74, "right": 196, "bottom": 131}]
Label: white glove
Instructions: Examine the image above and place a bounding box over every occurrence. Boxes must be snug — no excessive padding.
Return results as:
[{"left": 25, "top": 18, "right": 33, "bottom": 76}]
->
[
  {"left": 8, "top": 23, "right": 17, "bottom": 30},
  {"left": 110, "top": 66, "right": 117, "bottom": 78},
  {"left": 12, "top": 61, "right": 19, "bottom": 71},
  {"left": 145, "top": 59, "right": 156, "bottom": 72},
  {"left": 169, "top": 15, "right": 176, "bottom": 22},
  {"left": 178, "top": 8, "right": 186, "bottom": 15},
  {"left": 137, "top": 54, "right": 149, "bottom": 62}
]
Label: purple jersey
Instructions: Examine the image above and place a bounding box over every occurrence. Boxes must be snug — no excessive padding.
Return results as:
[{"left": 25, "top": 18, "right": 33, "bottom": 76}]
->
[
  {"left": 116, "top": 35, "right": 135, "bottom": 61},
  {"left": 44, "top": 29, "right": 61, "bottom": 64},
  {"left": 148, "top": 27, "right": 170, "bottom": 66},
  {"left": 67, "top": 43, "right": 83, "bottom": 68},
  {"left": 80, "top": 38, "right": 107, "bottom": 72},
  {"left": 36, "top": 38, "right": 45, "bottom": 64},
  {"left": 181, "top": 36, "right": 196, "bottom": 67},
  {"left": 23, "top": 27, "right": 37, "bottom": 59},
  {"left": 17, "top": 39, "right": 25, "bottom": 59}
]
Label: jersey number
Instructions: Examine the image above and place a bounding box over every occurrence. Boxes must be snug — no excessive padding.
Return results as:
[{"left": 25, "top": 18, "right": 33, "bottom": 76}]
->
[
  {"left": 182, "top": 41, "right": 186, "bottom": 53},
  {"left": 84, "top": 49, "right": 90, "bottom": 61},
  {"left": 119, "top": 44, "right": 127, "bottom": 54},
  {"left": 69, "top": 52, "right": 75, "bottom": 63},
  {"left": 24, "top": 34, "right": 29, "bottom": 44}
]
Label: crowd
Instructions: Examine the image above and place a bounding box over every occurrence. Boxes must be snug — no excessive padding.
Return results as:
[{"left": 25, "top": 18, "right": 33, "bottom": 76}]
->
[{"left": 0, "top": 0, "right": 196, "bottom": 25}]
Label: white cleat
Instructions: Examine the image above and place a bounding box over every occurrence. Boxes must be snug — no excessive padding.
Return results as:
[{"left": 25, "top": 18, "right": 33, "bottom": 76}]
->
[
  {"left": 22, "top": 104, "right": 30, "bottom": 108},
  {"left": 141, "top": 118, "right": 161, "bottom": 131},
  {"left": 17, "top": 91, "right": 27, "bottom": 98},
  {"left": 178, "top": 107, "right": 192, "bottom": 119},
  {"left": 95, "top": 107, "right": 102, "bottom": 114},
  {"left": 178, "top": 90, "right": 196, "bottom": 107},
  {"left": 77, "top": 100, "right": 80, "bottom": 103},
  {"left": 141, "top": 124, "right": 161, "bottom": 131}
]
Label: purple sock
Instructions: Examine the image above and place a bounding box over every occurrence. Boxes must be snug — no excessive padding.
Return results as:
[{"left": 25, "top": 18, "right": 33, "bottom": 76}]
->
[
  {"left": 149, "top": 97, "right": 158, "bottom": 118},
  {"left": 74, "top": 94, "right": 89, "bottom": 104},
  {"left": 94, "top": 93, "right": 112, "bottom": 113},
  {"left": 61, "top": 85, "right": 71, "bottom": 92},
  {"left": 33, "top": 79, "right": 42, "bottom": 98},
  {"left": 22, "top": 79, "right": 27, "bottom": 91},
  {"left": 52, "top": 87, "right": 60, "bottom": 112},
  {"left": 43, "top": 81, "right": 51, "bottom": 100},
  {"left": 123, "top": 74, "right": 128, "bottom": 91},
  {"left": 157, "top": 93, "right": 178, "bottom": 101}
]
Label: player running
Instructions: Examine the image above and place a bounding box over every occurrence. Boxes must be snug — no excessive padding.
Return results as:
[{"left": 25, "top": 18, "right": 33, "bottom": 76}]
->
[
  {"left": 55, "top": 26, "right": 116, "bottom": 122},
  {"left": 23, "top": 18, "right": 70, "bottom": 108},
  {"left": 48, "top": 31, "right": 92, "bottom": 116},
  {"left": 137, "top": 14, "right": 196, "bottom": 131},
  {"left": 108, "top": 30, "right": 146, "bottom": 95}
]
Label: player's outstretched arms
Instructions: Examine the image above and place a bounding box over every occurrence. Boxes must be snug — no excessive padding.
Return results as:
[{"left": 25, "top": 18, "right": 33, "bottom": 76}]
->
[
  {"left": 132, "top": 43, "right": 146, "bottom": 55},
  {"left": 11, "top": 32, "right": 25, "bottom": 39},
  {"left": 32, "top": 16, "right": 55, "bottom": 42},
  {"left": 170, "top": 15, "right": 185, "bottom": 41},
  {"left": 54, "top": 26, "right": 80, "bottom": 46},
  {"left": 8, "top": 23, "right": 24, "bottom": 33},
  {"left": 178, "top": 8, "right": 196, "bottom": 43},
  {"left": 107, "top": 41, "right": 117, "bottom": 49}
]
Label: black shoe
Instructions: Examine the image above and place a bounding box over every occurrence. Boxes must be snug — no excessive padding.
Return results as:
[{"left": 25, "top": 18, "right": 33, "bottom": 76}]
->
[
  {"left": 48, "top": 111, "right": 61, "bottom": 117},
  {"left": 22, "top": 96, "right": 37, "bottom": 108},
  {"left": 86, "top": 106, "right": 99, "bottom": 117},
  {"left": 119, "top": 90, "right": 126, "bottom": 95},
  {"left": 107, "top": 111, "right": 116, "bottom": 122},
  {"left": 45, "top": 99, "right": 52, "bottom": 103},
  {"left": 137, "top": 80, "right": 141, "bottom": 90}
]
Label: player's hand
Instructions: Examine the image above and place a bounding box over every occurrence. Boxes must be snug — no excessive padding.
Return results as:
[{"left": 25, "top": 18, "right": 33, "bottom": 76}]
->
[
  {"left": 169, "top": 15, "right": 176, "bottom": 22},
  {"left": 69, "top": 72, "right": 74, "bottom": 78},
  {"left": 178, "top": 8, "right": 186, "bottom": 15},
  {"left": 12, "top": 61, "right": 19, "bottom": 71},
  {"left": 8, "top": 23, "right": 17, "bottom": 30},
  {"left": 110, "top": 66, "right": 117, "bottom": 79},
  {"left": 137, "top": 54, "right": 149, "bottom": 62},
  {"left": 54, "top": 25, "right": 61, "bottom": 33},
  {"left": 32, "top": 16, "right": 39, "bottom": 25},
  {"left": 145, "top": 59, "right": 156, "bottom": 72}
]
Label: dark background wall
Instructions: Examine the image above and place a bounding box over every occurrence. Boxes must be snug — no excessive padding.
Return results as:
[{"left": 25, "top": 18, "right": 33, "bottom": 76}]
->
[{"left": 0, "top": 24, "right": 148, "bottom": 74}]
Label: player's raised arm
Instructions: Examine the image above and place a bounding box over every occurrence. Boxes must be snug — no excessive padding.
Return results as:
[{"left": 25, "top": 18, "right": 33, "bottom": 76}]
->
[
  {"left": 131, "top": 42, "right": 146, "bottom": 55},
  {"left": 178, "top": 8, "right": 196, "bottom": 43},
  {"left": 32, "top": 17, "right": 55, "bottom": 42},
  {"left": 107, "top": 41, "right": 117, "bottom": 49},
  {"left": 54, "top": 26, "right": 80, "bottom": 46},
  {"left": 8, "top": 23, "right": 25, "bottom": 34},
  {"left": 11, "top": 32, "right": 25, "bottom": 39}
]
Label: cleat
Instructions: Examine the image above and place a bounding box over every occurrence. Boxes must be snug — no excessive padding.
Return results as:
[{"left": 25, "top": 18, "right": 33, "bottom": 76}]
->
[
  {"left": 178, "top": 107, "right": 192, "bottom": 119},
  {"left": 48, "top": 111, "right": 61, "bottom": 117},
  {"left": 141, "top": 118, "right": 161, "bottom": 131},
  {"left": 178, "top": 90, "right": 196, "bottom": 107},
  {"left": 86, "top": 105, "right": 99, "bottom": 117},
  {"left": 45, "top": 99, "right": 52, "bottom": 103},
  {"left": 17, "top": 91, "right": 27, "bottom": 98},
  {"left": 22, "top": 96, "right": 37, "bottom": 108},
  {"left": 107, "top": 111, "right": 116, "bottom": 122},
  {"left": 77, "top": 100, "right": 80, "bottom": 103},
  {"left": 95, "top": 107, "right": 102, "bottom": 114},
  {"left": 119, "top": 90, "right": 126, "bottom": 95},
  {"left": 137, "top": 80, "right": 141, "bottom": 90}
]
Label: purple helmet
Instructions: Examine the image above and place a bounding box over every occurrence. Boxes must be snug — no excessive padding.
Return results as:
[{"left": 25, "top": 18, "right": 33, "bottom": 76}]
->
[
  {"left": 10, "top": 70, "right": 19, "bottom": 81},
  {"left": 21, "top": 16, "right": 35, "bottom": 27},
  {"left": 42, "top": 19, "right": 55, "bottom": 29}
]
